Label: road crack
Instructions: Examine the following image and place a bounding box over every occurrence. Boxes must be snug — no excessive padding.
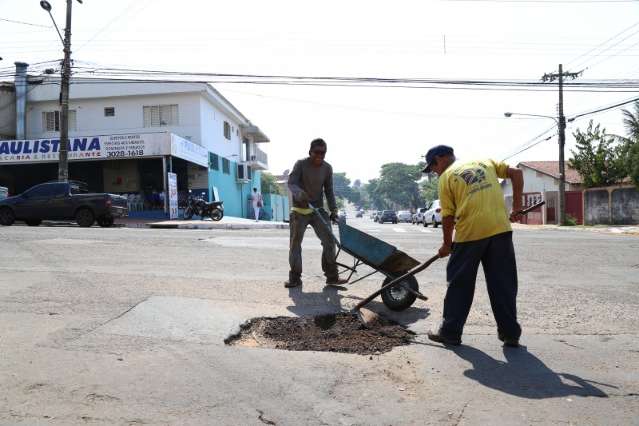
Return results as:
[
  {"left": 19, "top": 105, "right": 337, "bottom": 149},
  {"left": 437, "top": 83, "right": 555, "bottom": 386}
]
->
[{"left": 257, "top": 409, "right": 276, "bottom": 425}]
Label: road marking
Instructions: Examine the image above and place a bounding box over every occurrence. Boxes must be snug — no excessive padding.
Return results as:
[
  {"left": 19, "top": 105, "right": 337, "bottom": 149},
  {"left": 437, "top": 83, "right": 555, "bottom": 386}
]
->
[
  {"left": 393, "top": 228, "right": 406, "bottom": 233},
  {"left": 420, "top": 229, "right": 433, "bottom": 233}
]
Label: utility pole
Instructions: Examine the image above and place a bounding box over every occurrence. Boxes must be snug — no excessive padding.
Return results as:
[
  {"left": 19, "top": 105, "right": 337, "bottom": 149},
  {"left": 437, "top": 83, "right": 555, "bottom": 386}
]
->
[
  {"left": 58, "top": 0, "right": 73, "bottom": 182},
  {"left": 541, "top": 64, "right": 581, "bottom": 225}
]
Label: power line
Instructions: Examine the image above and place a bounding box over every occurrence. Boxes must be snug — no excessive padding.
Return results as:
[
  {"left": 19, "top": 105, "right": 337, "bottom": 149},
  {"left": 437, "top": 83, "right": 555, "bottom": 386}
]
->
[
  {"left": 569, "top": 95, "right": 639, "bottom": 120},
  {"left": 502, "top": 124, "right": 558, "bottom": 160},
  {"left": 0, "top": 17, "right": 51, "bottom": 28},
  {"left": 565, "top": 20, "right": 639, "bottom": 69}
]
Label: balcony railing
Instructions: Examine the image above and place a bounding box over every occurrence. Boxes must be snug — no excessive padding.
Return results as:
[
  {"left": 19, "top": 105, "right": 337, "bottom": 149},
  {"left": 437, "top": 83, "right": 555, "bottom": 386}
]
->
[{"left": 249, "top": 146, "right": 268, "bottom": 165}]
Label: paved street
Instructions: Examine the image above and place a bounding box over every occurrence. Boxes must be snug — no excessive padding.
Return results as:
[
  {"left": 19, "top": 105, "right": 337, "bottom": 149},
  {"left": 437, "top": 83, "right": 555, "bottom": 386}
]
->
[{"left": 1, "top": 220, "right": 638, "bottom": 425}]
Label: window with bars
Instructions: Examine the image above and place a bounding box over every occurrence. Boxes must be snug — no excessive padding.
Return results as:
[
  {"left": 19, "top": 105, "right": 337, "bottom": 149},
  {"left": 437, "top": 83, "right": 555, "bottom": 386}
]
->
[
  {"left": 209, "top": 153, "right": 219, "bottom": 170},
  {"left": 143, "top": 104, "right": 178, "bottom": 127},
  {"left": 222, "top": 158, "right": 230, "bottom": 174},
  {"left": 104, "top": 107, "right": 115, "bottom": 117},
  {"left": 42, "top": 110, "right": 77, "bottom": 132},
  {"left": 223, "top": 121, "right": 231, "bottom": 140}
]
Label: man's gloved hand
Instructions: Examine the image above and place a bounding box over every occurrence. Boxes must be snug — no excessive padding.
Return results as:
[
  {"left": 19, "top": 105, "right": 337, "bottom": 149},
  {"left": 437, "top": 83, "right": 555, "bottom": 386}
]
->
[{"left": 329, "top": 210, "right": 339, "bottom": 223}]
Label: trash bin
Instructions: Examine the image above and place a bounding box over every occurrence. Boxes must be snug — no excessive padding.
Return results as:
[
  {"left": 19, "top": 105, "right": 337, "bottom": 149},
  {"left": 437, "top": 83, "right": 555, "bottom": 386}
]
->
[{"left": 0, "top": 186, "right": 7, "bottom": 200}]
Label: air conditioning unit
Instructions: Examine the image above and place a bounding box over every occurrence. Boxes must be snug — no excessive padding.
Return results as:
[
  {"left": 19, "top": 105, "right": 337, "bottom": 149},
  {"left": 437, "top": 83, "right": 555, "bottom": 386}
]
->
[{"left": 236, "top": 163, "right": 250, "bottom": 182}]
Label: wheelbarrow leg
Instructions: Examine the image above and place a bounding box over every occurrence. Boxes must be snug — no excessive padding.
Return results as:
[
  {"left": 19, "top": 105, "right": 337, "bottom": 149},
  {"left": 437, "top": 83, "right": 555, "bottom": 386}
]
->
[{"left": 354, "top": 254, "right": 440, "bottom": 311}]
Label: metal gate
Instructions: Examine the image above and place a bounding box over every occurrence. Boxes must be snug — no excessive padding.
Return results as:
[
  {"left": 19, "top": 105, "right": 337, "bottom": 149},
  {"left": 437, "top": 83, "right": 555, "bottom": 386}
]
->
[
  {"left": 520, "top": 192, "right": 543, "bottom": 225},
  {"left": 565, "top": 191, "right": 583, "bottom": 224}
]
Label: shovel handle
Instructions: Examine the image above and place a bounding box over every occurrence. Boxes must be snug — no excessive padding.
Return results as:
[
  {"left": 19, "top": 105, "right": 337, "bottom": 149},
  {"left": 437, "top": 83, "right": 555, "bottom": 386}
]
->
[
  {"left": 517, "top": 200, "right": 545, "bottom": 216},
  {"left": 354, "top": 254, "right": 440, "bottom": 311}
]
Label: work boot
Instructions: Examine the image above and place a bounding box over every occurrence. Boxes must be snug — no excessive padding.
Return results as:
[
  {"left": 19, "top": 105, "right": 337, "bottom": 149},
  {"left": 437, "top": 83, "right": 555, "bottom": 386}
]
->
[
  {"left": 325, "top": 277, "right": 348, "bottom": 285},
  {"left": 498, "top": 333, "right": 520, "bottom": 348},
  {"left": 284, "top": 279, "right": 302, "bottom": 288},
  {"left": 427, "top": 330, "right": 461, "bottom": 346}
]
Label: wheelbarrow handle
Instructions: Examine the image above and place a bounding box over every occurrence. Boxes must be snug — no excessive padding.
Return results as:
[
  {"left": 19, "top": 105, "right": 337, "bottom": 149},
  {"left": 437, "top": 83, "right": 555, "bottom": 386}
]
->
[
  {"left": 308, "top": 204, "right": 341, "bottom": 246},
  {"left": 354, "top": 254, "right": 441, "bottom": 311}
]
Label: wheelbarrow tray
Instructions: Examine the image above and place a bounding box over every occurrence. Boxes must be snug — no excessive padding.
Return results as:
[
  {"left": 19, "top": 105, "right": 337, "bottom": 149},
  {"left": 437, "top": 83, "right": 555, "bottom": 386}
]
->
[{"left": 337, "top": 221, "right": 419, "bottom": 275}]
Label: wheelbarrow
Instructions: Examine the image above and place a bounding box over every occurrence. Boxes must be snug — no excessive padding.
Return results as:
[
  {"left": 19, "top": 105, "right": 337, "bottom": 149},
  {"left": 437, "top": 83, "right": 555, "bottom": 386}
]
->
[
  {"left": 311, "top": 200, "right": 547, "bottom": 313},
  {"left": 311, "top": 206, "right": 430, "bottom": 311}
]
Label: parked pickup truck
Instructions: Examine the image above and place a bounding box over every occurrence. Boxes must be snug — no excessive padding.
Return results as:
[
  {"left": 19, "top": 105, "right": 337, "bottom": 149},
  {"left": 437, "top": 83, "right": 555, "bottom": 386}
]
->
[{"left": 0, "top": 181, "right": 127, "bottom": 228}]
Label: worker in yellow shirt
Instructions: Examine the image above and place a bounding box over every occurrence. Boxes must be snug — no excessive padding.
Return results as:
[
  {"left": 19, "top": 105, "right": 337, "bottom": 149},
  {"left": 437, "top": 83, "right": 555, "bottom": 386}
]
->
[{"left": 423, "top": 145, "right": 524, "bottom": 348}]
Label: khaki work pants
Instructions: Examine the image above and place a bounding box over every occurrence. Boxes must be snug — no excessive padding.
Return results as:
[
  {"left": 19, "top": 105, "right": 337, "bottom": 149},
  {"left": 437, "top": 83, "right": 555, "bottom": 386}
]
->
[{"left": 288, "top": 210, "right": 338, "bottom": 282}]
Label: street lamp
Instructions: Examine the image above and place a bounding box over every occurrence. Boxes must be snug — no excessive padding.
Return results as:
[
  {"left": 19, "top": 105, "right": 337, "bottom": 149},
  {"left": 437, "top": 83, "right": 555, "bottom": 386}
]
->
[
  {"left": 504, "top": 112, "right": 558, "bottom": 123},
  {"left": 504, "top": 111, "right": 574, "bottom": 226},
  {"left": 40, "top": 0, "right": 82, "bottom": 182}
]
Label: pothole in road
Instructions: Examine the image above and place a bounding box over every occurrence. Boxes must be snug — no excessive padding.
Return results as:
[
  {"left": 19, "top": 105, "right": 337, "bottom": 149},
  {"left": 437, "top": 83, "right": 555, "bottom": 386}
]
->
[{"left": 225, "top": 313, "right": 414, "bottom": 355}]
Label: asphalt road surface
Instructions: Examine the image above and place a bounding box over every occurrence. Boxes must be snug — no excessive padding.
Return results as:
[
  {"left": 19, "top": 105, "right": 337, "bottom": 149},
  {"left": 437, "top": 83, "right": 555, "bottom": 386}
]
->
[{"left": 1, "top": 219, "right": 638, "bottom": 425}]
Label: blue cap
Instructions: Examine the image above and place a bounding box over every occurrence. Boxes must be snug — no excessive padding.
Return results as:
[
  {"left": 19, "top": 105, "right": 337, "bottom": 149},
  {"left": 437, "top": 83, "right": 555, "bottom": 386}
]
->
[{"left": 423, "top": 145, "right": 454, "bottom": 173}]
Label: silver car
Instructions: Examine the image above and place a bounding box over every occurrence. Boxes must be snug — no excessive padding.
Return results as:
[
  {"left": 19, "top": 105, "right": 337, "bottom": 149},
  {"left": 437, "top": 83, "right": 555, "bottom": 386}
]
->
[{"left": 397, "top": 210, "right": 412, "bottom": 223}]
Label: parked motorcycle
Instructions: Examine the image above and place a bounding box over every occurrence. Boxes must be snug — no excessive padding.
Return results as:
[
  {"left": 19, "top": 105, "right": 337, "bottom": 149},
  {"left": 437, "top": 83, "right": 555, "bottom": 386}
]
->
[{"left": 183, "top": 191, "right": 224, "bottom": 221}]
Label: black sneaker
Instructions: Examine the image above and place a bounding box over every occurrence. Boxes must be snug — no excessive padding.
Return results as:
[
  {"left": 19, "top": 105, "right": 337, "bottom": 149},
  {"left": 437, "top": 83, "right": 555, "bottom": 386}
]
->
[
  {"left": 284, "top": 279, "right": 302, "bottom": 288},
  {"left": 498, "top": 333, "right": 520, "bottom": 348},
  {"left": 427, "top": 330, "right": 461, "bottom": 346}
]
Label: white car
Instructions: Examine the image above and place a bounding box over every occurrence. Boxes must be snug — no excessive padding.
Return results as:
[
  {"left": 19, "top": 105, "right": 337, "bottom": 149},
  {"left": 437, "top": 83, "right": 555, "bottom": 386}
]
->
[
  {"left": 423, "top": 200, "right": 442, "bottom": 228},
  {"left": 412, "top": 207, "right": 427, "bottom": 224},
  {"left": 397, "top": 210, "right": 412, "bottom": 223}
]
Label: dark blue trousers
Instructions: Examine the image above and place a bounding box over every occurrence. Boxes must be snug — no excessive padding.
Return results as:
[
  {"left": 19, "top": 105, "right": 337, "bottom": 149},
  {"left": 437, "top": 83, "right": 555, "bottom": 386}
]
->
[{"left": 439, "top": 231, "right": 521, "bottom": 341}]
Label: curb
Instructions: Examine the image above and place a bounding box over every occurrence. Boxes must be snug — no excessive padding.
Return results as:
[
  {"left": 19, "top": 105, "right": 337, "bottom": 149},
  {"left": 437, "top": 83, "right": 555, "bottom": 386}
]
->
[{"left": 146, "top": 222, "right": 289, "bottom": 230}]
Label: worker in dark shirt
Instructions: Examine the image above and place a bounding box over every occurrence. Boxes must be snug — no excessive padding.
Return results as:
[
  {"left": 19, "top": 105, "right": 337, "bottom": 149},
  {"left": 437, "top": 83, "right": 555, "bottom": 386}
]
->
[{"left": 284, "top": 138, "right": 348, "bottom": 288}]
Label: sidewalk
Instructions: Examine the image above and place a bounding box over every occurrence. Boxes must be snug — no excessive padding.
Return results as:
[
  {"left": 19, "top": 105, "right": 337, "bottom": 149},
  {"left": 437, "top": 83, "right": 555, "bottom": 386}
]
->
[
  {"left": 144, "top": 216, "right": 289, "bottom": 230},
  {"left": 512, "top": 222, "right": 639, "bottom": 236}
]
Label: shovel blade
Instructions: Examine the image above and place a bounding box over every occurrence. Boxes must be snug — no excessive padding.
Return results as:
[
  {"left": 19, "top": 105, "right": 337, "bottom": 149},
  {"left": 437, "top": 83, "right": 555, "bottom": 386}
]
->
[{"left": 357, "top": 307, "right": 382, "bottom": 328}]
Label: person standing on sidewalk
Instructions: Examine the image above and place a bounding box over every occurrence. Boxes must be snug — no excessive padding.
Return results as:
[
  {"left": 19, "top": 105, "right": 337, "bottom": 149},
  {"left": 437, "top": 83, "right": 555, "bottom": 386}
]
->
[
  {"left": 251, "top": 187, "right": 263, "bottom": 222},
  {"left": 423, "top": 145, "right": 525, "bottom": 348},
  {"left": 284, "top": 138, "right": 348, "bottom": 288}
]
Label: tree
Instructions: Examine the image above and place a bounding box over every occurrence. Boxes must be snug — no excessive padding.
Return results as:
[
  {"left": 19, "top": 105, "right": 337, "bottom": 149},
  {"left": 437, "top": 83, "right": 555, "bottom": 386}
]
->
[
  {"left": 260, "top": 172, "right": 284, "bottom": 195},
  {"left": 333, "top": 172, "right": 354, "bottom": 201},
  {"left": 619, "top": 102, "right": 639, "bottom": 188},
  {"left": 363, "top": 178, "right": 386, "bottom": 210},
  {"left": 569, "top": 121, "right": 627, "bottom": 188},
  {"left": 629, "top": 142, "right": 639, "bottom": 188},
  {"left": 420, "top": 175, "right": 439, "bottom": 205},
  {"left": 375, "top": 162, "right": 424, "bottom": 209}
]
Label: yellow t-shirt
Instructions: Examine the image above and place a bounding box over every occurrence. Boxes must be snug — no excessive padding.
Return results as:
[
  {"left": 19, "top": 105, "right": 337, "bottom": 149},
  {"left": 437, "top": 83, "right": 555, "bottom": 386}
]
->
[{"left": 438, "top": 159, "right": 511, "bottom": 243}]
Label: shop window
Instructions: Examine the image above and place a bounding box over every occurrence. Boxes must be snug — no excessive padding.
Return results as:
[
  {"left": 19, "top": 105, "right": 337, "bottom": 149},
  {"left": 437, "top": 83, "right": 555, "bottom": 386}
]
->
[
  {"left": 42, "top": 110, "right": 77, "bottom": 131},
  {"left": 104, "top": 107, "right": 115, "bottom": 117},
  {"left": 209, "top": 153, "right": 219, "bottom": 170},
  {"left": 143, "top": 104, "right": 178, "bottom": 127},
  {"left": 222, "top": 158, "right": 230, "bottom": 174},
  {"left": 223, "top": 121, "right": 231, "bottom": 140}
]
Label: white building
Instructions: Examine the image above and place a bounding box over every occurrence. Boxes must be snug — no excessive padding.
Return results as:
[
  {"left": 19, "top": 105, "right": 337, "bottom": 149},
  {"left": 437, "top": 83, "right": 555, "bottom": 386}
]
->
[
  {"left": 0, "top": 64, "right": 269, "bottom": 218},
  {"left": 502, "top": 161, "right": 584, "bottom": 224}
]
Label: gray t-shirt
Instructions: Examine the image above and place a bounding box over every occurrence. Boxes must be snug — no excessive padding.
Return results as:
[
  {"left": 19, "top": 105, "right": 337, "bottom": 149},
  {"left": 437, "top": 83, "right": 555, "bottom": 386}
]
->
[{"left": 288, "top": 158, "right": 337, "bottom": 212}]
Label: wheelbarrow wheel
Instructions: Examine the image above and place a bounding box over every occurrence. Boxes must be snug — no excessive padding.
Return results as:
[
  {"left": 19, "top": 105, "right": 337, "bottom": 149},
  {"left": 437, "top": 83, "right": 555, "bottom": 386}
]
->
[{"left": 381, "top": 275, "right": 418, "bottom": 311}]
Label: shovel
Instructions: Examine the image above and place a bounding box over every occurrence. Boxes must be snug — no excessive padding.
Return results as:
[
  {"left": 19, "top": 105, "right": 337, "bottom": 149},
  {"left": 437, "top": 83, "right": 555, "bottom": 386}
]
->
[{"left": 355, "top": 200, "right": 546, "bottom": 327}]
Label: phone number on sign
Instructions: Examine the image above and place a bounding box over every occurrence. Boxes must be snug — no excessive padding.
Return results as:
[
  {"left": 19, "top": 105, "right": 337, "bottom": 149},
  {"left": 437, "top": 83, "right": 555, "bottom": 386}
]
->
[{"left": 107, "top": 149, "right": 145, "bottom": 158}]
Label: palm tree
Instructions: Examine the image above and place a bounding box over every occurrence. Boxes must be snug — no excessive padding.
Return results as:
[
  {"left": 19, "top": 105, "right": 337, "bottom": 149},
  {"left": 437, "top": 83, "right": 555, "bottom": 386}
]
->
[
  {"left": 621, "top": 101, "right": 639, "bottom": 142},
  {"left": 619, "top": 101, "right": 639, "bottom": 187}
]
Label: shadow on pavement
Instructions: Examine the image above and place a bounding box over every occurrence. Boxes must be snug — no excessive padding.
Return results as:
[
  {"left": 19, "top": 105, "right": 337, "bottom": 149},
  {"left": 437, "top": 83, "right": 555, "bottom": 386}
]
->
[
  {"left": 452, "top": 345, "right": 613, "bottom": 399},
  {"left": 286, "top": 285, "right": 430, "bottom": 327}
]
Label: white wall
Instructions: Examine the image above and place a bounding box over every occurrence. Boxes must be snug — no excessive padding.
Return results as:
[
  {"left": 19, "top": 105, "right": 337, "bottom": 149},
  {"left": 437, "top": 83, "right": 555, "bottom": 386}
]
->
[
  {"left": 502, "top": 166, "right": 582, "bottom": 197},
  {"left": 502, "top": 167, "right": 560, "bottom": 196},
  {"left": 199, "top": 97, "right": 241, "bottom": 160},
  {"left": 25, "top": 93, "right": 202, "bottom": 144},
  {"left": 0, "top": 88, "right": 16, "bottom": 139}
]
